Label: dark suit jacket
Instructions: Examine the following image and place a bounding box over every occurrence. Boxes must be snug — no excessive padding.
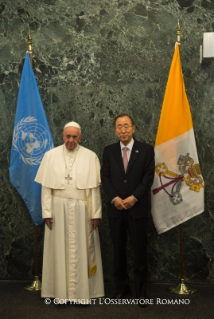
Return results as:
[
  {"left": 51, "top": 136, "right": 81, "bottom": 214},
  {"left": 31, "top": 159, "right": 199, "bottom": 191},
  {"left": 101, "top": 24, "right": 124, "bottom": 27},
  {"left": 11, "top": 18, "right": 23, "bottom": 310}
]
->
[{"left": 101, "top": 139, "right": 155, "bottom": 218}]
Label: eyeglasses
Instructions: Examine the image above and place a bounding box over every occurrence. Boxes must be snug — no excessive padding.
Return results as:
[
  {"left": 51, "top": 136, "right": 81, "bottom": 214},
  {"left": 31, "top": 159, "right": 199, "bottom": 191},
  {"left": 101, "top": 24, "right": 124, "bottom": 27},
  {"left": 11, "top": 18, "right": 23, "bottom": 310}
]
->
[
  {"left": 65, "top": 134, "right": 79, "bottom": 140},
  {"left": 115, "top": 125, "right": 133, "bottom": 131}
]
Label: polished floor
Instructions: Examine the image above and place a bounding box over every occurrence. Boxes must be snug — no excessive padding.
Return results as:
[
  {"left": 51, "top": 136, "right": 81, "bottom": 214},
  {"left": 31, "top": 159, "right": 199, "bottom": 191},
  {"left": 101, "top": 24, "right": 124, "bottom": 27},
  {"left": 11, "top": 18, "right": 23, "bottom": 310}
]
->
[{"left": 0, "top": 281, "right": 214, "bottom": 319}]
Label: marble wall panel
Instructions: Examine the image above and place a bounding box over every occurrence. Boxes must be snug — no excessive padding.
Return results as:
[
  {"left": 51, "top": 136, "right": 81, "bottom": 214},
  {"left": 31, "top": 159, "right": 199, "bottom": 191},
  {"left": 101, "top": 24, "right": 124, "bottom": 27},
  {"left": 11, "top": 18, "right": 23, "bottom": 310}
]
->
[{"left": 0, "top": 0, "right": 214, "bottom": 283}]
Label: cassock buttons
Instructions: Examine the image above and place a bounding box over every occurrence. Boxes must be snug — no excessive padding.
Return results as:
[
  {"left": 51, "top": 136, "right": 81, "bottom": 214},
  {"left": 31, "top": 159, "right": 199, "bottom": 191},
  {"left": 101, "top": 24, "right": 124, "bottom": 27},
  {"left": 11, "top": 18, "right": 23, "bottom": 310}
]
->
[{"left": 124, "top": 180, "right": 127, "bottom": 183}]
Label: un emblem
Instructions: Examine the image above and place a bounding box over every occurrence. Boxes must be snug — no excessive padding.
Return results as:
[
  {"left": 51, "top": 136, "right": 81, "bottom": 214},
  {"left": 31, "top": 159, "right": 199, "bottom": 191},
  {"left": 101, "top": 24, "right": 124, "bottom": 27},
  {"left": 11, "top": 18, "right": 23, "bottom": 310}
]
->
[{"left": 12, "top": 117, "right": 53, "bottom": 165}]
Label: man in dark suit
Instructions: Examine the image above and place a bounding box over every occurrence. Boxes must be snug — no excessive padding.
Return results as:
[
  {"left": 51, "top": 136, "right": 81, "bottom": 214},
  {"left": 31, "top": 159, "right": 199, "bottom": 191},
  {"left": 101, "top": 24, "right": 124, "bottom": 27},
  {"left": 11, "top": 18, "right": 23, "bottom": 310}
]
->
[{"left": 101, "top": 114, "right": 155, "bottom": 305}]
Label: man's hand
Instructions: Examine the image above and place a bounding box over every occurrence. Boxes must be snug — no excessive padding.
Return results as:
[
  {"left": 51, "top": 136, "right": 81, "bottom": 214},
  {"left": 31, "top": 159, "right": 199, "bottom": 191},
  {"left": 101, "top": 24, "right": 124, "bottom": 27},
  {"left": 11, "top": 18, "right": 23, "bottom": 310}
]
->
[
  {"left": 113, "top": 197, "right": 128, "bottom": 210},
  {"left": 91, "top": 219, "right": 101, "bottom": 229},
  {"left": 45, "top": 218, "right": 53, "bottom": 230},
  {"left": 122, "top": 196, "right": 137, "bottom": 209}
]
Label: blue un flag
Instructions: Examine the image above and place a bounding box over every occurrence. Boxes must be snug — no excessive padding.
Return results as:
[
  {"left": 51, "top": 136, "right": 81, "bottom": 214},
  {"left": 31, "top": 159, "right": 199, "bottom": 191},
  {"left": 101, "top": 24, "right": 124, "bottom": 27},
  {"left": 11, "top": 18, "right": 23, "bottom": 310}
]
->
[{"left": 9, "top": 52, "right": 54, "bottom": 226}]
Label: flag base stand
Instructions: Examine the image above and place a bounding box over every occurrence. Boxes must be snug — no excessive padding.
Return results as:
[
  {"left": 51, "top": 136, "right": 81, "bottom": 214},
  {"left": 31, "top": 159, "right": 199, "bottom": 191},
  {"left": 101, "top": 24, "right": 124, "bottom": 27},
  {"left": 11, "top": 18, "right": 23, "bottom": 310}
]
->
[
  {"left": 24, "top": 276, "right": 41, "bottom": 291},
  {"left": 169, "top": 279, "right": 197, "bottom": 295}
]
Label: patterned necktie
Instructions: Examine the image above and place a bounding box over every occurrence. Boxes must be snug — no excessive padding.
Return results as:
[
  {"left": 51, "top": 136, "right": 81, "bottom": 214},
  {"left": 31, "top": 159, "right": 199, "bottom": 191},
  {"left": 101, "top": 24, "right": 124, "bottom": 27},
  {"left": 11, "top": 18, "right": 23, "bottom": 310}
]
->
[{"left": 123, "top": 147, "right": 128, "bottom": 173}]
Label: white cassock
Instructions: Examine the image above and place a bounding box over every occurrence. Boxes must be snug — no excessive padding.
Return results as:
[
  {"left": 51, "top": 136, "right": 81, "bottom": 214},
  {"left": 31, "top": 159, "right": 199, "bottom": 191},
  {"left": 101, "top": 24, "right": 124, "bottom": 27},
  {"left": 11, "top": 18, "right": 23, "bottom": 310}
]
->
[{"left": 35, "top": 144, "right": 104, "bottom": 303}]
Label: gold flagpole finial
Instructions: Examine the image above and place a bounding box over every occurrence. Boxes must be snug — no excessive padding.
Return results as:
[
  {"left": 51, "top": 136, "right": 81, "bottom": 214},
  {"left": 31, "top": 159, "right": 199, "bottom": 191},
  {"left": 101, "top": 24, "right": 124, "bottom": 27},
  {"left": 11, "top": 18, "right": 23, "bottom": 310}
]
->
[
  {"left": 28, "top": 30, "right": 33, "bottom": 67},
  {"left": 177, "top": 19, "right": 181, "bottom": 43},
  {"left": 28, "top": 30, "right": 32, "bottom": 52}
]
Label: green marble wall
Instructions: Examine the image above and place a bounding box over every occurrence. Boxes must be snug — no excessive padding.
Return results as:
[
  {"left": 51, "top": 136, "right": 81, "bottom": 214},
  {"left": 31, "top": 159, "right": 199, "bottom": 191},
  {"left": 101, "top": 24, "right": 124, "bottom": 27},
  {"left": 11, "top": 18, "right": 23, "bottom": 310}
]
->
[{"left": 0, "top": 0, "right": 214, "bottom": 283}]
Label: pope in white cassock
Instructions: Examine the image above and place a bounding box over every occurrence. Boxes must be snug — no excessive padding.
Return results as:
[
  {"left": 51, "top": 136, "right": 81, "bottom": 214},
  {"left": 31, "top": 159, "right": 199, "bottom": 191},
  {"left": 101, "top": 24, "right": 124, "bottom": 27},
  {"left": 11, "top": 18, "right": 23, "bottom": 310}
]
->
[{"left": 35, "top": 121, "right": 104, "bottom": 304}]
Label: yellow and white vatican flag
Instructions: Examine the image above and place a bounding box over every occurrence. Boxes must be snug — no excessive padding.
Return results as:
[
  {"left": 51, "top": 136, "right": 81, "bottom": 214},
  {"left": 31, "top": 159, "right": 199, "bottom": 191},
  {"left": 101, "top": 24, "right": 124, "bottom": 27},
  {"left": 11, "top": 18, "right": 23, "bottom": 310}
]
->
[{"left": 151, "top": 43, "right": 204, "bottom": 234}]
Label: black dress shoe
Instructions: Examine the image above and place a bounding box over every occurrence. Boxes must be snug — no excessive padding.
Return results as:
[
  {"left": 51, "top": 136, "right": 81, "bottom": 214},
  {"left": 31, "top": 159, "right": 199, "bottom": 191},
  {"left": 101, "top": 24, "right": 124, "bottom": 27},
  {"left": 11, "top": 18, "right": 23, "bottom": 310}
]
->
[{"left": 111, "top": 287, "right": 131, "bottom": 299}]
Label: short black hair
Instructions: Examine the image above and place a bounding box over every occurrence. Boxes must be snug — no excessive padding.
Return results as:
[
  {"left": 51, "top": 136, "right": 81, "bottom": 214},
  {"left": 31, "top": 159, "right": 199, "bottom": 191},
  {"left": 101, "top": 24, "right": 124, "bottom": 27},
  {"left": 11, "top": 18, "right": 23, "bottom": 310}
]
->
[{"left": 114, "top": 114, "right": 135, "bottom": 127}]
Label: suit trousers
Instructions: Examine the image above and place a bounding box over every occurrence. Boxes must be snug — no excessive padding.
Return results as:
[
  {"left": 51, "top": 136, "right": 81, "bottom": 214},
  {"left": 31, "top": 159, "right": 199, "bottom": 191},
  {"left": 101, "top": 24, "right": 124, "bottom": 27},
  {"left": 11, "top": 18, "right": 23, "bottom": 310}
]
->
[{"left": 108, "top": 212, "right": 148, "bottom": 297}]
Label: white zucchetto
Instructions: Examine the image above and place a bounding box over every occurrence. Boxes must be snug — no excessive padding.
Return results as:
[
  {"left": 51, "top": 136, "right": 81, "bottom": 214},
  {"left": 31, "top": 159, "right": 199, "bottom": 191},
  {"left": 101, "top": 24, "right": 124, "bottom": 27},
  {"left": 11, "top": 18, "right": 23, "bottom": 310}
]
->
[{"left": 64, "top": 121, "right": 81, "bottom": 132}]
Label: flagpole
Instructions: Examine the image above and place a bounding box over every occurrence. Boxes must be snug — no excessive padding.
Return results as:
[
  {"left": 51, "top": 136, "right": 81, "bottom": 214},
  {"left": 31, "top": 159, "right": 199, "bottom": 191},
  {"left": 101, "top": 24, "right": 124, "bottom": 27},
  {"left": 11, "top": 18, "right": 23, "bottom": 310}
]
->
[
  {"left": 169, "top": 223, "right": 196, "bottom": 294},
  {"left": 25, "top": 30, "right": 41, "bottom": 291},
  {"left": 169, "top": 21, "right": 196, "bottom": 295}
]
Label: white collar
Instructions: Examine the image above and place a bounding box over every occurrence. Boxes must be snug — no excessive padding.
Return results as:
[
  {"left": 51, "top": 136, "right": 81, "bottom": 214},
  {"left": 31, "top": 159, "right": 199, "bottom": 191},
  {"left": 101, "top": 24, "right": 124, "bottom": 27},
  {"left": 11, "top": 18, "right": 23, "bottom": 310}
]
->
[
  {"left": 63, "top": 143, "right": 79, "bottom": 155},
  {"left": 120, "top": 138, "right": 134, "bottom": 150}
]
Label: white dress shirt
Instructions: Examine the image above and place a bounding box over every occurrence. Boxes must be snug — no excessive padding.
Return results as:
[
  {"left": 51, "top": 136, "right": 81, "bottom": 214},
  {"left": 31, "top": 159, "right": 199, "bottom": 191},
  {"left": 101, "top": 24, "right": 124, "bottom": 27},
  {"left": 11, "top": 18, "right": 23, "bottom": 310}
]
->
[{"left": 120, "top": 138, "right": 134, "bottom": 161}]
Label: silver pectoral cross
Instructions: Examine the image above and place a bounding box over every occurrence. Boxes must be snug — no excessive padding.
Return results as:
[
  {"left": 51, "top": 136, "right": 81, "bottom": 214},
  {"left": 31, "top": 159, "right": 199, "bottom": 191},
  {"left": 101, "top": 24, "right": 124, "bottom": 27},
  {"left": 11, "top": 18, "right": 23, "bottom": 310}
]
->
[{"left": 65, "top": 174, "right": 72, "bottom": 182}]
